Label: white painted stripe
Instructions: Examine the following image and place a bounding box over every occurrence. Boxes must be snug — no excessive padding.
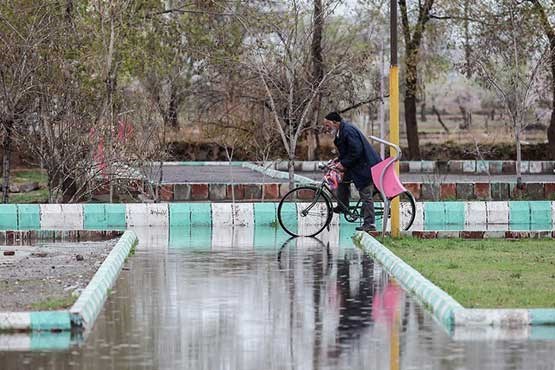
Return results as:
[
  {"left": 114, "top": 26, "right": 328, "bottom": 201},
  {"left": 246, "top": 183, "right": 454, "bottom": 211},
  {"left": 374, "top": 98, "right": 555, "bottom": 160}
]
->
[
  {"left": 211, "top": 203, "right": 234, "bottom": 226},
  {"left": 62, "top": 204, "right": 84, "bottom": 229},
  {"left": 40, "top": 204, "right": 84, "bottom": 230},
  {"left": 487, "top": 201, "right": 509, "bottom": 224},
  {"left": 211, "top": 225, "right": 234, "bottom": 250},
  {"left": 465, "top": 202, "right": 486, "bottom": 229},
  {"left": 0, "top": 334, "right": 32, "bottom": 351},
  {"left": 408, "top": 161, "right": 422, "bottom": 172},
  {"left": 408, "top": 201, "right": 424, "bottom": 230},
  {"left": 130, "top": 226, "right": 169, "bottom": 249},
  {"left": 125, "top": 204, "right": 149, "bottom": 227},
  {"left": 146, "top": 203, "right": 168, "bottom": 227},
  {"left": 0, "top": 312, "right": 30, "bottom": 330},
  {"left": 452, "top": 326, "right": 531, "bottom": 341},
  {"left": 233, "top": 226, "right": 255, "bottom": 249},
  {"left": 454, "top": 309, "right": 530, "bottom": 327},
  {"left": 233, "top": 203, "right": 254, "bottom": 226}
]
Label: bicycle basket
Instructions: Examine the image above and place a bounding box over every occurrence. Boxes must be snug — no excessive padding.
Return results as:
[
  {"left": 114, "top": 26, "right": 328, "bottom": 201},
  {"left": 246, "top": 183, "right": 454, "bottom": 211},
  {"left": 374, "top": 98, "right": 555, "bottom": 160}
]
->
[{"left": 324, "top": 168, "right": 343, "bottom": 190}]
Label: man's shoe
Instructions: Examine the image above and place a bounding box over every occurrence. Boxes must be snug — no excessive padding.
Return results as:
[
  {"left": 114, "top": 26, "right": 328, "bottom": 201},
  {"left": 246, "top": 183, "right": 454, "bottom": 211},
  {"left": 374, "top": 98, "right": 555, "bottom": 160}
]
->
[
  {"left": 333, "top": 206, "right": 347, "bottom": 214},
  {"left": 356, "top": 224, "right": 376, "bottom": 232}
]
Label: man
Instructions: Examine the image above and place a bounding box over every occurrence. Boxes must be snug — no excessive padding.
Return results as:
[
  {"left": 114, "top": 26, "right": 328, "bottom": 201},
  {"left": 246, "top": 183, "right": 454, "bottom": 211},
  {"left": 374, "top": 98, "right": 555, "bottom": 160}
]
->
[{"left": 322, "top": 112, "right": 382, "bottom": 232}]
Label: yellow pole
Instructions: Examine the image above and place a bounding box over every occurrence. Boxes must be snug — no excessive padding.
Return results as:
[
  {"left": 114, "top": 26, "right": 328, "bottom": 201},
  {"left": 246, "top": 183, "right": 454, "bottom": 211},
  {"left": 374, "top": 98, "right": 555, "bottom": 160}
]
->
[
  {"left": 390, "top": 68, "right": 400, "bottom": 238},
  {"left": 389, "top": 0, "right": 400, "bottom": 238}
]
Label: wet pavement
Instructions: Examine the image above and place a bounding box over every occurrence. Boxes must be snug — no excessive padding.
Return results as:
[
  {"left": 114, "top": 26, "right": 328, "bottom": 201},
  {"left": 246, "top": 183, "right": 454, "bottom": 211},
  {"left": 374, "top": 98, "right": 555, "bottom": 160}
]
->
[
  {"left": 1, "top": 226, "right": 555, "bottom": 369},
  {"left": 145, "top": 164, "right": 555, "bottom": 184},
  {"left": 302, "top": 172, "right": 555, "bottom": 183},
  {"left": 147, "top": 165, "right": 288, "bottom": 184}
]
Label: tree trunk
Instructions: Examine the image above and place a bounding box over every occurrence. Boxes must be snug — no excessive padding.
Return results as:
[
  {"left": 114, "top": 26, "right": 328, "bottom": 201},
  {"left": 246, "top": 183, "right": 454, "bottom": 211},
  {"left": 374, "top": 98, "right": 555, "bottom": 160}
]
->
[
  {"left": 515, "top": 127, "right": 522, "bottom": 187},
  {"left": 288, "top": 156, "right": 295, "bottom": 192},
  {"left": 404, "top": 52, "right": 421, "bottom": 159},
  {"left": 2, "top": 122, "right": 12, "bottom": 204},
  {"left": 404, "top": 93, "right": 420, "bottom": 159},
  {"left": 309, "top": 0, "right": 324, "bottom": 161},
  {"left": 168, "top": 85, "right": 179, "bottom": 128},
  {"left": 399, "top": 0, "right": 434, "bottom": 160},
  {"left": 549, "top": 44, "right": 555, "bottom": 159}
]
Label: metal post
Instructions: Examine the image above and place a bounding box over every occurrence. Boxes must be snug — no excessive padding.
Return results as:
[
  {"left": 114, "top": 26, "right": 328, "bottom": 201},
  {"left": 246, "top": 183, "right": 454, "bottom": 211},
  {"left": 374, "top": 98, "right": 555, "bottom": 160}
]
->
[{"left": 390, "top": 0, "right": 401, "bottom": 237}]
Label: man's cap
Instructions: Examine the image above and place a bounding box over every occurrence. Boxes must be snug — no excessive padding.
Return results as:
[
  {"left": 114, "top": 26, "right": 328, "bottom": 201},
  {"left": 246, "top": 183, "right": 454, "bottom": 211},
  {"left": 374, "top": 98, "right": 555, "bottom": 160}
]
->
[{"left": 324, "top": 112, "right": 342, "bottom": 122}]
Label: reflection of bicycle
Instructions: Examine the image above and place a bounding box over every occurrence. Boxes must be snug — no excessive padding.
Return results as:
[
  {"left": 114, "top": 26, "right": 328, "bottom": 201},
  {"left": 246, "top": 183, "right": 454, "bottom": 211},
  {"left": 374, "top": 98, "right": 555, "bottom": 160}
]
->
[{"left": 277, "top": 136, "right": 416, "bottom": 237}]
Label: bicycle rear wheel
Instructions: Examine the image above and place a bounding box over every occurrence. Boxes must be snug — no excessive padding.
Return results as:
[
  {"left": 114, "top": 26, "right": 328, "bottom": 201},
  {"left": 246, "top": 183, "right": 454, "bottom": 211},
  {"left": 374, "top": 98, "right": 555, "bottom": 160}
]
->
[{"left": 277, "top": 186, "right": 333, "bottom": 237}]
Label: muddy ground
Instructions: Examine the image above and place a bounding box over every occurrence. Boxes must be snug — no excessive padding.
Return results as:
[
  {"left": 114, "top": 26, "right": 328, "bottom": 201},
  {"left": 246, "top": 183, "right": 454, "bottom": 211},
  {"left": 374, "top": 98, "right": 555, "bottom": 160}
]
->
[{"left": 0, "top": 240, "right": 117, "bottom": 312}]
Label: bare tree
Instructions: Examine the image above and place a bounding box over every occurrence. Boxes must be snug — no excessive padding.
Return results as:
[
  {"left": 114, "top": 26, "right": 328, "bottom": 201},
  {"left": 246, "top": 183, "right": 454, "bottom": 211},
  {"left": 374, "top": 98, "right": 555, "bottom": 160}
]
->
[
  {"left": 473, "top": 1, "right": 547, "bottom": 185},
  {"left": 0, "top": 1, "right": 53, "bottom": 202},
  {"left": 399, "top": 0, "right": 436, "bottom": 160}
]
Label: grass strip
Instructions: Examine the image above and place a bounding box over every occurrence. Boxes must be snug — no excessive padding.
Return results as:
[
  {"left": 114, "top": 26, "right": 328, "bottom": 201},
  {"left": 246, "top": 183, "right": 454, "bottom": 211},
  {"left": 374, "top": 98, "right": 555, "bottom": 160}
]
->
[
  {"left": 382, "top": 237, "right": 555, "bottom": 309},
  {"left": 31, "top": 295, "right": 76, "bottom": 311}
]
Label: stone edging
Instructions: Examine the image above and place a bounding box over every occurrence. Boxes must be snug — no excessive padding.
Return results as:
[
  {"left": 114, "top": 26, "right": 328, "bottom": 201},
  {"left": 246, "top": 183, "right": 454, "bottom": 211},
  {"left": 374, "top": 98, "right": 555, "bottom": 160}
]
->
[
  {"left": 155, "top": 160, "right": 555, "bottom": 174},
  {"left": 0, "top": 202, "right": 553, "bottom": 232},
  {"left": 256, "top": 160, "right": 555, "bottom": 174},
  {"left": 353, "top": 232, "right": 555, "bottom": 331},
  {"left": 0, "top": 231, "right": 137, "bottom": 333},
  {"left": 353, "top": 232, "right": 463, "bottom": 330},
  {"left": 70, "top": 230, "right": 137, "bottom": 329},
  {"left": 241, "top": 162, "right": 316, "bottom": 185}
]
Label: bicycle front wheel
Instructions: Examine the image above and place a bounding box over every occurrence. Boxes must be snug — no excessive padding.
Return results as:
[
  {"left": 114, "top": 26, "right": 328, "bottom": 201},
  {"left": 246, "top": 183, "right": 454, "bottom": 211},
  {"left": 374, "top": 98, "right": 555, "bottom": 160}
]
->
[{"left": 277, "top": 186, "right": 333, "bottom": 237}]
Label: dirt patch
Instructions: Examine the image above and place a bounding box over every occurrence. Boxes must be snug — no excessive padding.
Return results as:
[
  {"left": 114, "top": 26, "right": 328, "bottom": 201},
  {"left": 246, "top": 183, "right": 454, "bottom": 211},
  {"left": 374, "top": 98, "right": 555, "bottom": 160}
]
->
[{"left": 0, "top": 240, "right": 117, "bottom": 312}]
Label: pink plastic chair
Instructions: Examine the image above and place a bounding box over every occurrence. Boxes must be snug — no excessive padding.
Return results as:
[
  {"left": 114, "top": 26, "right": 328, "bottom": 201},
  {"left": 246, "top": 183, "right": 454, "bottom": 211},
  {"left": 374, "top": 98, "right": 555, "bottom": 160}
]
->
[{"left": 371, "top": 157, "right": 407, "bottom": 200}]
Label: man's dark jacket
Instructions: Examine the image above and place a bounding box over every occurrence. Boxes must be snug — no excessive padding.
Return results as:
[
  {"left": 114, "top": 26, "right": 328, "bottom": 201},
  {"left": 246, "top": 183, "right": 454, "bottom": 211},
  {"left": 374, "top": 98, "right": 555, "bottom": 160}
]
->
[{"left": 334, "top": 120, "right": 382, "bottom": 189}]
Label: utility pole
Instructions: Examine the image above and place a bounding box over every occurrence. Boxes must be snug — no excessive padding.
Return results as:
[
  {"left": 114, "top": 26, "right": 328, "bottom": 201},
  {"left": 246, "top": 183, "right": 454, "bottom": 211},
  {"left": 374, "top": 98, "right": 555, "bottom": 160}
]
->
[{"left": 390, "top": 0, "right": 400, "bottom": 238}]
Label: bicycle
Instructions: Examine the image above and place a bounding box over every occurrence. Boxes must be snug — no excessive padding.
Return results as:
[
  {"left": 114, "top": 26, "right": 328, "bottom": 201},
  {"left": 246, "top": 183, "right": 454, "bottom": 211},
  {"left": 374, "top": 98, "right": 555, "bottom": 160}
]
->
[{"left": 277, "top": 135, "right": 416, "bottom": 237}]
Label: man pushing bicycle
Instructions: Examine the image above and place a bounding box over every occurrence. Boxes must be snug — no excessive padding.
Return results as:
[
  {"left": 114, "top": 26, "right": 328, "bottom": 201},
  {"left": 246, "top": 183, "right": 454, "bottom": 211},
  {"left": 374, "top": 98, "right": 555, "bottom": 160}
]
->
[{"left": 322, "top": 112, "right": 382, "bottom": 232}]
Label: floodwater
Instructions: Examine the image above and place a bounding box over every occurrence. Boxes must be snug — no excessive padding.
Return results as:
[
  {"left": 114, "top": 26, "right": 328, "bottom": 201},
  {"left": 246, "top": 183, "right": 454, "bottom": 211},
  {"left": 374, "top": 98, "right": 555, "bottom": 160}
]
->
[{"left": 1, "top": 225, "right": 555, "bottom": 370}]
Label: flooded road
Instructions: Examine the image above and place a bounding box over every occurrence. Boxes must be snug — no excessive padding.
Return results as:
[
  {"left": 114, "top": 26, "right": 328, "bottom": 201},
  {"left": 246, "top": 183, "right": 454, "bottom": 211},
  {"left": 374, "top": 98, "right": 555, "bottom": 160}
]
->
[{"left": 1, "top": 226, "right": 555, "bottom": 369}]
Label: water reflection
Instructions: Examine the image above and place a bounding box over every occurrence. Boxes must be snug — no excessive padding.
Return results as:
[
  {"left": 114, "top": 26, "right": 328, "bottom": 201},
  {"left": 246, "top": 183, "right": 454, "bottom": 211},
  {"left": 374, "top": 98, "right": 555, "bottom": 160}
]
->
[{"left": 1, "top": 228, "right": 555, "bottom": 370}]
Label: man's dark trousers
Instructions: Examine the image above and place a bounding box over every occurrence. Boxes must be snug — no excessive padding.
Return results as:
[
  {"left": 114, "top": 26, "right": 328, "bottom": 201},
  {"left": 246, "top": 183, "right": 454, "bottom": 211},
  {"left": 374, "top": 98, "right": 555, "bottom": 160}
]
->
[{"left": 337, "top": 180, "right": 375, "bottom": 227}]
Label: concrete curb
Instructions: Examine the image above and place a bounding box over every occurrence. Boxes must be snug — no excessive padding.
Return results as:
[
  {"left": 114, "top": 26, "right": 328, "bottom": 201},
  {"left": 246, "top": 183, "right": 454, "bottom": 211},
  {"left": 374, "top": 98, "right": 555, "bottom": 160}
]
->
[
  {"left": 353, "top": 232, "right": 555, "bottom": 330},
  {"left": 70, "top": 230, "right": 137, "bottom": 329},
  {"left": 242, "top": 162, "right": 317, "bottom": 185},
  {"left": 0, "top": 202, "right": 553, "bottom": 233},
  {"left": 0, "top": 231, "right": 137, "bottom": 333},
  {"left": 353, "top": 232, "right": 463, "bottom": 330},
  {"left": 251, "top": 160, "right": 555, "bottom": 174}
]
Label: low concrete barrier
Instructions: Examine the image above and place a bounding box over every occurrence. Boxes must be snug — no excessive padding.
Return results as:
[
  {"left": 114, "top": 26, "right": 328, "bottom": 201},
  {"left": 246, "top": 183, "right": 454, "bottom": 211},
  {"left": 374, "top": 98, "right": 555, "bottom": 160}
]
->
[
  {"left": 0, "top": 231, "right": 137, "bottom": 333},
  {"left": 354, "top": 232, "right": 555, "bottom": 332},
  {"left": 0, "top": 201, "right": 553, "bottom": 232}
]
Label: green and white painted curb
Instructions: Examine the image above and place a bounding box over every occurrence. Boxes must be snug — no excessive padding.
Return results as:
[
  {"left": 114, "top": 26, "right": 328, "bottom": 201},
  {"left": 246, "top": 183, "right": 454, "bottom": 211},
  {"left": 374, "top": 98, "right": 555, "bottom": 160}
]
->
[
  {"left": 0, "top": 311, "right": 71, "bottom": 332},
  {"left": 353, "top": 232, "right": 463, "bottom": 330},
  {"left": 70, "top": 230, "right": 137, "bottom": 329},
  {"left": 0, "top": 202, "right": 553, "bottom": 234},
  {"left": 354, "top": 232, "right": 555, "bottom": 331},
  {"left": 242, "top": 162, "right": 316, "bottom": 185},
  {"left": 0, "top": 231, "right": 137, "bottom": 334}
]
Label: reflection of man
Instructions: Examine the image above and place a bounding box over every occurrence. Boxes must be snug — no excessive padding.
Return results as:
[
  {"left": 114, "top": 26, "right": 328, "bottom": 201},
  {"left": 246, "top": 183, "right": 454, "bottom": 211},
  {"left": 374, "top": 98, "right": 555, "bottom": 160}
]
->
[
  {"left": 328, "top": 251, "right": 375, "bottom": 358},
  {"left": 322, "top": 112, "right": 382, "bottom": 232}
]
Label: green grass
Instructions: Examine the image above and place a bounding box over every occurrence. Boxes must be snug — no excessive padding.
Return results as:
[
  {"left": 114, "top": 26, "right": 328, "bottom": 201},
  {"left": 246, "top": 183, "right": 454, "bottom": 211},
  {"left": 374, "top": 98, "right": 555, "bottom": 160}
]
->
[
  {"left": 382, "top": 238, "right": 555, "bottom": 309},
  {"left": 31, "top": 295, "right": 76, "bottom": 311},
  {"left": 9, "top": 188, "right": 48, "bottom": 203},
  {"left": 7, "top": 169, "right": 48, "bottom": 203},
  {"left": 12, "top": 169, "right": 47, "bottom": 185}
]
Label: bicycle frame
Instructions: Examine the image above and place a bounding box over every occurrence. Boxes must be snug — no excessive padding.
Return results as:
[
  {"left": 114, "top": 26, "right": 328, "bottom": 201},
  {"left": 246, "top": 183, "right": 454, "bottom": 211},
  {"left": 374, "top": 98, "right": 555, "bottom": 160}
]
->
[{"left": 300, "top": 179, "right": 385, "bottom": 224}]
